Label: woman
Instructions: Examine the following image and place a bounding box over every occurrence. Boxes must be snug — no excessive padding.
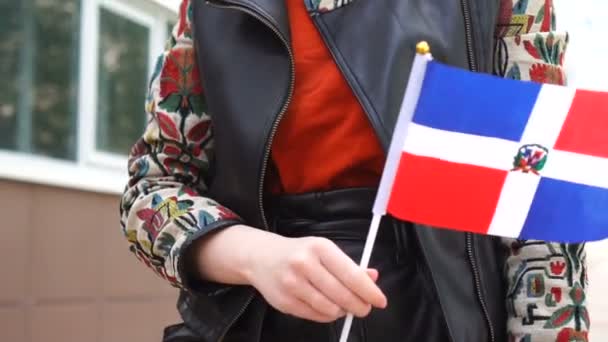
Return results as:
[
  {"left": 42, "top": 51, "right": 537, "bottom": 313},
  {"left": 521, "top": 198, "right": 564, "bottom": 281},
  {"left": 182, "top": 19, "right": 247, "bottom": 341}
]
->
[{"left": 120, "top": 0, "right": 589, "bottom": 340}]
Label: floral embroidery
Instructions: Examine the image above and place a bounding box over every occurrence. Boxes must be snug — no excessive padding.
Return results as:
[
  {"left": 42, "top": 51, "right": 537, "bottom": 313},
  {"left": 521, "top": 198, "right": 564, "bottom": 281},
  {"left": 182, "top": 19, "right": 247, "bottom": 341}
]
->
[
  {"left": 556, "top": 328, "right": 588, "bottom": 342},
  {"left": 494, "top": 0, "right": 568, "bottom": 85},
  {"left": 504, "top": 240, "right": 589, "bottom": 341},
  {"left": 543, "top": 283, "right": 589, "bottom": 330},
  {"left": 496, "top": 0, "right": 556, "bottom": 38},
  {"left": 524, "top": 33, "right": 565, "bottom": 64},
  {"left": 529, "top": 63, "right": 564, "bottom": 85},
  {"left": 159, "top": 49, "right": 205, "bottom": 117},
  {"left": 496, "top": 1, "right": 589, "bottom": 341},
  {"left": 176, "top": 0, "right": 193, "bottom": 38},
  {"left": 119, "top": 0, "right": 241, "bottom": 289},
  {"left": 136, "top": 194, "right": 193, "bottom": 240},
  {"left": 496, "top": 31, "right": 568, "bottom": 84}
]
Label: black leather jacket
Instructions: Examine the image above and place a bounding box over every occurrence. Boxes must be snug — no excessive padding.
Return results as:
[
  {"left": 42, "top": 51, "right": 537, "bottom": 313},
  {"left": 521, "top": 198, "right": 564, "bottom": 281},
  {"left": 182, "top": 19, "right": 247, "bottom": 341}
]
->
[{"left": 167, "top": 0, "right": 507, "bottom": 341}]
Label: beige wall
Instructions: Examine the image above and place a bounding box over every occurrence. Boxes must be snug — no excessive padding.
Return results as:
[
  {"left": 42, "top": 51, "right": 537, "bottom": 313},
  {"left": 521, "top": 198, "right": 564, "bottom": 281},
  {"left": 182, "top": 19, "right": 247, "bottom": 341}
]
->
[
  {"left": 587, "top": 243, "right": 608, "bottom": 338},
  {"left": 0, "top": 180, "right": 179, "bottom": 342}
]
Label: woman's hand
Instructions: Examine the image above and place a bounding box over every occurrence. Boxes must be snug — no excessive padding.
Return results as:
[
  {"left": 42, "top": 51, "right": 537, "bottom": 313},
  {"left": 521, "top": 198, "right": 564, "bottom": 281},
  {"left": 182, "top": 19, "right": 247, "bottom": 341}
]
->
[
  {"left": 195, "top": 225, "right": 387, "bottom": 323},
  {"left": 247, "top": 234, "right": 387, "bottom": 322}
]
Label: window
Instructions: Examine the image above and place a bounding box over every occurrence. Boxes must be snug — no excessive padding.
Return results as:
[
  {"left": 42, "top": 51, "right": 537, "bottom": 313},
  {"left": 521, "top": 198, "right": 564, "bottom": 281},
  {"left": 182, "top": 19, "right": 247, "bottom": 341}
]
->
[
  {"left": 0, "top": 0, "right": 81, "bottom": 160},
  {"left": 0, "top": 0, "right": 177, "bottom": 193},
  {"left": 96, "top": 7, "right": 150, "bottom": 155},
  {"left": 80, "top": 0, "right": 171, "bottom": 170}
]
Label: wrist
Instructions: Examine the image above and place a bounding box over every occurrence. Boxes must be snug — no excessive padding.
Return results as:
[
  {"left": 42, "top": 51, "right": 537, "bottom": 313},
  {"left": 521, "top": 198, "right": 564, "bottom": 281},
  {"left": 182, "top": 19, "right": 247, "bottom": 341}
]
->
[
  {"left": 233, "top": 225, "right": 259, "bottom": 284},
  {"left": 238, "top": 227, "right": 286, "bottom": 286},
  {"left": 195, "top": 224, "right": 283, "bottom": 286}
]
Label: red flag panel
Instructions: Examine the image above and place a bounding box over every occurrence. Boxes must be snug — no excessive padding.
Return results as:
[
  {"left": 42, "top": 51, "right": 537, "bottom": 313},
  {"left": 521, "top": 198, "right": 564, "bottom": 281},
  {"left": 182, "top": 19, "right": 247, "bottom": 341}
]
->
[{"left": 387, "top": 153, "right": 507, "bottom": 234}]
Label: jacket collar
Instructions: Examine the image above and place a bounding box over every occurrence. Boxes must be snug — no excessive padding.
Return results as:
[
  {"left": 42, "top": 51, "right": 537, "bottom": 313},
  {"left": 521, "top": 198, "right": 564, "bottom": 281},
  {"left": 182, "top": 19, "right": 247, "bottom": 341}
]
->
[{"left": 224, "top": 0, "right": 291, "bottom": 42}]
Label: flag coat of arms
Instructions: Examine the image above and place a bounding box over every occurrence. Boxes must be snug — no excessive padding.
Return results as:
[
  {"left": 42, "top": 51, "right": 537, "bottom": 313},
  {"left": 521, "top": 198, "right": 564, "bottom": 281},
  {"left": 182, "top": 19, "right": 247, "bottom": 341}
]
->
[{"left": 373, "top": 53, "right": 608, "bottom": 243}]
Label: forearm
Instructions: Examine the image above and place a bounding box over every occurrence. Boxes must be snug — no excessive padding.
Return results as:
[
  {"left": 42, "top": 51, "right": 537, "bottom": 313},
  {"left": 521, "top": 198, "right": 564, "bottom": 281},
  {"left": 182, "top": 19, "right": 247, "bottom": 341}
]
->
[{"left": 192, "top": 224, "right": 284, "bottom": 285}]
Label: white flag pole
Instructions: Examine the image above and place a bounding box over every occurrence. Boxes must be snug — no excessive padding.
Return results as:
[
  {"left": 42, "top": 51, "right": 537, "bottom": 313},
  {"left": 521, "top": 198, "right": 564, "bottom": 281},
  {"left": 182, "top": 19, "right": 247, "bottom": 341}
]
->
[
  {"left": 338, "top": 42, "right": 432, "bottom": 342},
  {"left": 337, "top": 214, "right": 382, "bottom": 342}
]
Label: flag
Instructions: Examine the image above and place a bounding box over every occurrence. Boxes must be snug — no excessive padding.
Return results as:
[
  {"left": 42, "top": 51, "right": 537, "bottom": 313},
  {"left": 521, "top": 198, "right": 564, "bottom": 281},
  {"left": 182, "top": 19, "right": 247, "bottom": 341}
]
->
[{"left": 374, "top": 54, "right": 608, "bottom": 243}]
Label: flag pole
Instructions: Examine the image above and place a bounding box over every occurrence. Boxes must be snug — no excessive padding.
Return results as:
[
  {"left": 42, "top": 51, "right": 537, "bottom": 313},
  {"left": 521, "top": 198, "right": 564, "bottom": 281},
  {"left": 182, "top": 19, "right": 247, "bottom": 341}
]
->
[
  {"left": 338, "top": 214, "right": 382, "bottom": 342},
  {"left": 338, "top": 41, "right": 432, "bottom": 342}
]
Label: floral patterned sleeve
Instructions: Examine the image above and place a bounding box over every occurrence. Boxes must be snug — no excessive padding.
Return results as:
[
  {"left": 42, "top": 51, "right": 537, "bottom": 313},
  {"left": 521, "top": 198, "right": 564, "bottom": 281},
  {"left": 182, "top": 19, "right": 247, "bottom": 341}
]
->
[
  {"left": 494, "top": 1, "right": 590, "bottom": 341},
  {"left": 119, "top": 0, "right": 243, "bottom": 290}
]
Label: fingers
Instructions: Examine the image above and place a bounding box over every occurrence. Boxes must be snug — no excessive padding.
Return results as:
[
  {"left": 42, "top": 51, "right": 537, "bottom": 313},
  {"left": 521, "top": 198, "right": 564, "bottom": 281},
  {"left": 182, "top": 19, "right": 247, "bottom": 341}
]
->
[
  {"left": 366, "top": 268, "right": 379, "bottom": 282},
  {"left": 306, "top": 262, "right": 374, "bottom": 318},
  {"left": 291, "top": 277, "right": 345, "bottom": 319},
  {"left": 261, "top": 237, "right": 387, "bottom": 323},
  {"left": 316, "top": 241, "right": 387, "bottom": 310},
  {"left": 284, "top": 297, "right": 338, "bottom": 323}
]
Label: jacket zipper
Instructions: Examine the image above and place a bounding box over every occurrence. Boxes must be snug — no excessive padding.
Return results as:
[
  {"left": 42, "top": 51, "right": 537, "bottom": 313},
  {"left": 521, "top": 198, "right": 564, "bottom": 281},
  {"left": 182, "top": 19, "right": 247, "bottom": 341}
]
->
[
  {"left": 466, "top": 234, "right": 496, "bottom": 342},
  {"left": 460, "top": 0, "right": 478, "bottom": 72},
  {"left": 204, "top": 0, "right": 295, "bottom": 231},
  {"left": 204, "top": 1, "right": 295, "bottom": 341},
  {"left": 460, "top": 0, "right": 495, "bottom": 341}
]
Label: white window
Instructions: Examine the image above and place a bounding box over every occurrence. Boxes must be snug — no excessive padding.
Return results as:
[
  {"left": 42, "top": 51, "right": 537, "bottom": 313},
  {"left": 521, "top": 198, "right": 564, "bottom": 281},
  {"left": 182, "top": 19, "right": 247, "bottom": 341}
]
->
[{"left": 0, "top": 0, "right": 177, "bottom": 194}]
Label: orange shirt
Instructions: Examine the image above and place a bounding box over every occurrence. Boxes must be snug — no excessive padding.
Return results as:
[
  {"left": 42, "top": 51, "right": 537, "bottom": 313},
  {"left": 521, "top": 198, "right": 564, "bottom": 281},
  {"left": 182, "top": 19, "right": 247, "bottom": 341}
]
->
[{"left": 269, "top": 0, "right": 384, "bottom": 194}]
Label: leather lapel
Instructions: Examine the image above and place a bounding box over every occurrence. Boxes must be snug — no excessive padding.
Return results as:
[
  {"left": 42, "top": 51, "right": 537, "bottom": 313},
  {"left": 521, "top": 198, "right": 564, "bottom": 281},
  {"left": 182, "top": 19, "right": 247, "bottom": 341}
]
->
[{"left": 228, "top": 0, "right": 291, "bottom": 42}]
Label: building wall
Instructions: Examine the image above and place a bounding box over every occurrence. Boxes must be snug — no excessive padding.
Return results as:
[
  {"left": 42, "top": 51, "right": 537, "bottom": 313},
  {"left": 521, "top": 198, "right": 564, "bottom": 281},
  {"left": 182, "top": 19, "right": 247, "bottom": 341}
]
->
[{"left": 0, "top": 180, "right": 179, "bottom": 342}]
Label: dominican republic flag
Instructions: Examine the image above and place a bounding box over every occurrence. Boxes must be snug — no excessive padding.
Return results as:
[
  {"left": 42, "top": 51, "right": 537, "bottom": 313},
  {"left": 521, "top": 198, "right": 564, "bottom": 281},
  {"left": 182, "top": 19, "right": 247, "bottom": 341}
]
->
[{"left": 373, "top": 54, "right": 608, "bottom": 243}]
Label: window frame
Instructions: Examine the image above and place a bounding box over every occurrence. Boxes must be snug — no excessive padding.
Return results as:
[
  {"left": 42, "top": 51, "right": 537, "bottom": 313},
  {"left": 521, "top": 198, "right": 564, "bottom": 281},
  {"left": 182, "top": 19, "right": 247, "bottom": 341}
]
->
[
  {"left": 79, "top": 0, "right": 173, "bottom": 170},
  {"left": 0, "top": 0, "right": 177, "bottom": 194}
]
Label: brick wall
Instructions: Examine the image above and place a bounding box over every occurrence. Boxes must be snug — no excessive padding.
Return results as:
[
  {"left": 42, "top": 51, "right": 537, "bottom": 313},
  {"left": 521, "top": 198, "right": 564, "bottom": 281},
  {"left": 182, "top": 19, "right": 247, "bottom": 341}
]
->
[{"left": 0, "top": 180, "right": 179, "bottom": 342}]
